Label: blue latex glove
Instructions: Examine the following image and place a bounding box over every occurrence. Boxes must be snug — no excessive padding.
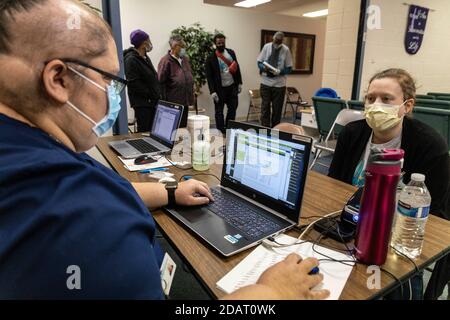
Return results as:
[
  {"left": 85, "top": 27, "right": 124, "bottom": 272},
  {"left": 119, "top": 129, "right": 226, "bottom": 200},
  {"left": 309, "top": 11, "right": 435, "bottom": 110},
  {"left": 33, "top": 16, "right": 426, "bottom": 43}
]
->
[
  {"left": 258, "top": 61, "right": 265, "bottom": 72},
  {"left": 280, "top": 67, "right": 292, "bottom": 76}
]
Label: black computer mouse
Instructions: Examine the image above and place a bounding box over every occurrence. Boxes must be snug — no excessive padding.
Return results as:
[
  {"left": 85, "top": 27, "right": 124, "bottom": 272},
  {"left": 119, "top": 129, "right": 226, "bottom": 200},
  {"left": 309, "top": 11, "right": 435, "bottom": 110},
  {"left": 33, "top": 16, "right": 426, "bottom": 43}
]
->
[{"left": 134, "top": 155, "right": 157, "bottom": 165}]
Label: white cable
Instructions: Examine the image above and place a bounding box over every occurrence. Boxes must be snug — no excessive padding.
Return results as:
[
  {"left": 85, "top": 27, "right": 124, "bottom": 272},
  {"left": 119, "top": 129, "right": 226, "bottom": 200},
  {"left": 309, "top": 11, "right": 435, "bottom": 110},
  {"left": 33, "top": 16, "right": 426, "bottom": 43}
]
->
[
  {"left": 261, "top": 239, "right": 304, "bottom": 249},
  {"left": 298, "top": 210, "right": 341, "bottom": 240},
  {"left": 261, "top": 210, "right": 342, "bottom": 250}
]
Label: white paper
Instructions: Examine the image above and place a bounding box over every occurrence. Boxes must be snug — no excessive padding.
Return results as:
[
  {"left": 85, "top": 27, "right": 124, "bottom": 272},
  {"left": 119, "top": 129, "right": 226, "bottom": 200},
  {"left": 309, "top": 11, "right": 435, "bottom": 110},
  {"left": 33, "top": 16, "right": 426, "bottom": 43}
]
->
[
  {"left": 216, "top": 234, "right": 355, "bottom": 300},
  {"left": 263, "top": 61, "right": 279, "bottom": 74},
  {"left": 118, "top": 156, "right": 189, "bottom": 172}
]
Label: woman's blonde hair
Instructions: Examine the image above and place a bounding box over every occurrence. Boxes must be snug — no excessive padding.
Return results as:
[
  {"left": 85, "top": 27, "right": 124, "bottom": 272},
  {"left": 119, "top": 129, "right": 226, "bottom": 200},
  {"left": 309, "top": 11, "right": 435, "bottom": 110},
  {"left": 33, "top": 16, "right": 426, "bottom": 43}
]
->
[{"left": 369, "top": 68, "right": 417, "bottom": 102}]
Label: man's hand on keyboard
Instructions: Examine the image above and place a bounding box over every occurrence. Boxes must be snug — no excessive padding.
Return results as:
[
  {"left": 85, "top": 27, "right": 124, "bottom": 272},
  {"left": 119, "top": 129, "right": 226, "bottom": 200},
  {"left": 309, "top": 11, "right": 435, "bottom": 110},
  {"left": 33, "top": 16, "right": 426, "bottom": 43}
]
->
[{"left": 175, "top": 179, "right": 215, "bottom": 206}]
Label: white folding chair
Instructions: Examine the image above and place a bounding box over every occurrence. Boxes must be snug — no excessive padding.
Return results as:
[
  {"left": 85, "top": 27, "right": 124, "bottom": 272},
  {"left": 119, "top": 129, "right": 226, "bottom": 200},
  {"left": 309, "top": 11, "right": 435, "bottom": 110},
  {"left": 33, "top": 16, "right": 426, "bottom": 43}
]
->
[{"left": 309, "top": 109, "right": 365, "bottom": 170}]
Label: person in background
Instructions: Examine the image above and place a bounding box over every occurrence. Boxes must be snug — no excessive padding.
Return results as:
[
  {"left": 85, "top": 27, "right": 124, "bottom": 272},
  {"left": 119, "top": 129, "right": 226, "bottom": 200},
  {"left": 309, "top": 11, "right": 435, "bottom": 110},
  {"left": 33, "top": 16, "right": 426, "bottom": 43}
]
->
[
  {"left": 257, "top": 31, "right": 293, "bottom": 128},
  {"left": 205, "top": 33, "right": 243, "bottom": 134},
  {"left": 0, "top": 0, "right": 329, "bottom": 300},
  {"left": 157, "top": 35, "right": 193, "bottom": 128},
  {"left": 124, "top": 29, "right": 160, "bottom": 132},
  {"left": 329, "top": 68, "right": 449, "bottom": 300}
]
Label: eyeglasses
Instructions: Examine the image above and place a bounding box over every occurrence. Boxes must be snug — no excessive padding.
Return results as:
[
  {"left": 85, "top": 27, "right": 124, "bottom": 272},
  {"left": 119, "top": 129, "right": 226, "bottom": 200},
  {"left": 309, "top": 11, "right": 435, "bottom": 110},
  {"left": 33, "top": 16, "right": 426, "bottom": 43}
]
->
[{"left": 57, "top": 58, "right": 128, "bottom": 95}]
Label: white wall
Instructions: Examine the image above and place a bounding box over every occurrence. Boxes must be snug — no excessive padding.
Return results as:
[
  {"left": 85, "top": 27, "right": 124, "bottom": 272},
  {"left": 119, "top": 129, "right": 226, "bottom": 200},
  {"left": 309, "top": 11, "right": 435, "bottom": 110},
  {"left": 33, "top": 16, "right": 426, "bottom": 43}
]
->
[
  {"left": 119, "top": 0, "right": 326, "bottom": 122},
  {"left": 83, "top": 0, "right": 102, "bottom": 12},
  {"left": 360, "top": 0, "right": 450, "bottom": 98},
  {"left": 321, "top": 0, "right": 360, "bottom": 100}
]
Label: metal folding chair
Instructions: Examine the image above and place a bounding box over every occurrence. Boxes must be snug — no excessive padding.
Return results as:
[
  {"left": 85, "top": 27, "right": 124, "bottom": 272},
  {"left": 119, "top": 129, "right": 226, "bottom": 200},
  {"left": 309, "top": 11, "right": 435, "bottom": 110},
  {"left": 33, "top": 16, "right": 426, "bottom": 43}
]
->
[{"left": 309, "top": 109, "right": 364, "bottom": 170}]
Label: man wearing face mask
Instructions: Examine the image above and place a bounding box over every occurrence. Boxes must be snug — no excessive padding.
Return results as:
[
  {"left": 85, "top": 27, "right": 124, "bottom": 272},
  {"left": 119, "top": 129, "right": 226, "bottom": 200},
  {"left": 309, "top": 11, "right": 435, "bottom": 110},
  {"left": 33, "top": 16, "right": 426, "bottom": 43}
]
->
[
  {"left": 205, "top": 33, "right": 243, "bottom": 134},
  {"left": 157, "top": 35, "right": 194, "bottom": 128},
  {"left": 0, "top": 0, "right": 214, "bottom": 299},
  {"left": 257, "top": 31, "right": 293, "bottom": 128},
  {"left": 0, "top": 0, "right": 330, "bottom": 300},
  {"left": 124, "top": 30, "right": 161, "bottom": 133}
]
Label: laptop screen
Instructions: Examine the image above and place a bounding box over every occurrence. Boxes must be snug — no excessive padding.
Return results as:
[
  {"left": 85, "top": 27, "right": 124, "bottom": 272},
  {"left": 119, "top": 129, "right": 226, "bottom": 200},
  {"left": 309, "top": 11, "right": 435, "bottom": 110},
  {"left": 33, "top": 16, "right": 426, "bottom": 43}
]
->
[
  {"left": 151, "top": 102, "right": 182, "bottom": 144},
  {"left": 222, "top": 123, "right": 312, "bottom": 222}
]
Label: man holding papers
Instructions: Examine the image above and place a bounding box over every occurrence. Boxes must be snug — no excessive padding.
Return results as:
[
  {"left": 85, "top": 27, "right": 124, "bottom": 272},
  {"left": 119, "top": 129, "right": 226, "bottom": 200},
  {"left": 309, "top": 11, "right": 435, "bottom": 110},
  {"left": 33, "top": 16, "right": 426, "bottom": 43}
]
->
[{"left": 257, "top": 31, "right": 293, "bottom": 128}]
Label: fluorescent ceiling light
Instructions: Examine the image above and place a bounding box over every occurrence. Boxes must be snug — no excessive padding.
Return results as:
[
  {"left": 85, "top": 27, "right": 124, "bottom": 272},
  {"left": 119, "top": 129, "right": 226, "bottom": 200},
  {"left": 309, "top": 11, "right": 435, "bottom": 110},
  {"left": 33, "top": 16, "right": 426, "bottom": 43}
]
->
[
  {"left": 234, "top": 0, "right": 271, "bottom": 8},
  {"left": 303, "top": 9, "right": 328, "bottom": 18}
]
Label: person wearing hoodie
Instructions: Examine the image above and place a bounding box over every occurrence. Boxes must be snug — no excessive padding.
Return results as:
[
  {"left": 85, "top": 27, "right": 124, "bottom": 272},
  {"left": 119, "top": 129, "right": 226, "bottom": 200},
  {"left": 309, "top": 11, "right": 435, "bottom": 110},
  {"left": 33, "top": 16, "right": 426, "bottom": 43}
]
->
[{"left": 124, "top": 30, "right": 161, "bottom": 132}]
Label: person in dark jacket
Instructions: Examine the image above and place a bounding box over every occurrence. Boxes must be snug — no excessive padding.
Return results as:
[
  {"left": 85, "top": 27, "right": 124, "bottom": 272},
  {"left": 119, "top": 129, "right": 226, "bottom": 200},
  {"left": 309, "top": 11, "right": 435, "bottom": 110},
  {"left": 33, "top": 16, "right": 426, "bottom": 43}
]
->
[
  {"left": 329, "top": 68, "right": 449, "bottom": 300},
  {"left": 205, "top": 33, "right": 243, "bottom": 134},
  {"left": 124, "top": 29, "right": 161, "bottom": 132},
  {"left": 157, "top": 35, "right": 194, "bottom": 128}
]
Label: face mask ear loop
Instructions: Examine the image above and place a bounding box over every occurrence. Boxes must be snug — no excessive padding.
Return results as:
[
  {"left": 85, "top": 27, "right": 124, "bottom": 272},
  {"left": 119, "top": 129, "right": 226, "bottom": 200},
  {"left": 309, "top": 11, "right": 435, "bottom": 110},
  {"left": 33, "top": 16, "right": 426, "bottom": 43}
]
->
[{"left": 66, "top": 100, "right": 97, "bottom": 127}]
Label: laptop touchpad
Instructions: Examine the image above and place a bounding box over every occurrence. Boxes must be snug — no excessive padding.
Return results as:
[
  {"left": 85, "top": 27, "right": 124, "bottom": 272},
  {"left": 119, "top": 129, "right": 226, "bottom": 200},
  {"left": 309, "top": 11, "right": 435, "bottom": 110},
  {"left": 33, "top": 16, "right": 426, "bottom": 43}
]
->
[
  {"left": 115, "top": 142, "right": 132, "bottom": 149},
  {"left": 179, "top": 208, "right": 214, "bottom": 224}
]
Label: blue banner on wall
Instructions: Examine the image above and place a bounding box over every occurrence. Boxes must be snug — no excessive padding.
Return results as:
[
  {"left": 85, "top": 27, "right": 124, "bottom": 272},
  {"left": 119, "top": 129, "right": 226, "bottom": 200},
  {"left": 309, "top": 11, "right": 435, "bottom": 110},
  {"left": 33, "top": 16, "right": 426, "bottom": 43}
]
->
[{"left": 405, "top": 5, "right": 429, "bottom": 55}]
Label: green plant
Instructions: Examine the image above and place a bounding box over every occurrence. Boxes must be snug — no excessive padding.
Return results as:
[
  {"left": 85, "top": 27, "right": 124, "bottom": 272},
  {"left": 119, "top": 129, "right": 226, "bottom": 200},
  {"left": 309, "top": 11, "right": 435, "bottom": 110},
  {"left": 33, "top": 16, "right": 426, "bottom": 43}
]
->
[{"left": 171, "top": 23, "right": 216, "bottom": 104}]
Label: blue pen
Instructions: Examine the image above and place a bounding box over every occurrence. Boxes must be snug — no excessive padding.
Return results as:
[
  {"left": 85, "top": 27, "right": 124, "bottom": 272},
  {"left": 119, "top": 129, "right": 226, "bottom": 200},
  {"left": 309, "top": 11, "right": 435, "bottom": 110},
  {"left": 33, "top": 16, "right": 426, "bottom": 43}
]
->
[{"left": 139, "top": 168, "right": 169, "bottom": 174}]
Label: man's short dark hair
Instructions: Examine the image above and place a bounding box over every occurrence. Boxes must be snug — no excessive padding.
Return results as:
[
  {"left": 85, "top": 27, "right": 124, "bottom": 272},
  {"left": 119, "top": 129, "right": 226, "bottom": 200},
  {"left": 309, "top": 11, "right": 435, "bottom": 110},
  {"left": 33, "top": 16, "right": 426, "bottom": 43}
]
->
[
  {"left": 0, "top": 0, "right": 48, "bottom": 54},
  {"left": 213, "top": 33, "right": 226, "bottom": 43}
]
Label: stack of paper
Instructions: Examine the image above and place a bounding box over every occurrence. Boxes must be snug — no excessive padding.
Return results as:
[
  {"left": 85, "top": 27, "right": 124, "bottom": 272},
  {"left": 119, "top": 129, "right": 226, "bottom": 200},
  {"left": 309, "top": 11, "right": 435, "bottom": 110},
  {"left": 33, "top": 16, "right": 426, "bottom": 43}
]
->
[{"left": 216, "top": 234, "right": 355, "bottom": 300}]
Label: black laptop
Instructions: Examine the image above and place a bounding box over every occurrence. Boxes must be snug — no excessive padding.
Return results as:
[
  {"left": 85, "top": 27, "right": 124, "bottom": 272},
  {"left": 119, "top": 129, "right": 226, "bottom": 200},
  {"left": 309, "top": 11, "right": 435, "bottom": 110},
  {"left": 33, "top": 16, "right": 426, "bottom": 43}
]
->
[
  {"left": 108, "top": 100, "right": 184, "bottom": 158},
  {"left": 165, "top": 121, "right": 313, "bottom": 256}
]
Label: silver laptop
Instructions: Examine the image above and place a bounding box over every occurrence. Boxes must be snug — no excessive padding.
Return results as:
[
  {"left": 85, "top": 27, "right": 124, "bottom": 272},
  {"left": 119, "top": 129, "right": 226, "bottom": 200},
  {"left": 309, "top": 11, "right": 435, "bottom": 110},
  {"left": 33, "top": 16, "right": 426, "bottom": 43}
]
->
[
  {"left": 109, "top": 101, "right": 184, "bottom": 159},
  {"left": 165, "top": 121, "right": 313, "bottom": 256}
]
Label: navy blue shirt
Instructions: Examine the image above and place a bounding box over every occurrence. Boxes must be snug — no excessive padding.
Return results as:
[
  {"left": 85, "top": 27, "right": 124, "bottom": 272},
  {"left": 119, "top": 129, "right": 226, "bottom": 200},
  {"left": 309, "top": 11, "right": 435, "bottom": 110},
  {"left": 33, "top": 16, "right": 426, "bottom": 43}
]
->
[{"left": 0, "top": 114, "right": 164, "bottom": 299}]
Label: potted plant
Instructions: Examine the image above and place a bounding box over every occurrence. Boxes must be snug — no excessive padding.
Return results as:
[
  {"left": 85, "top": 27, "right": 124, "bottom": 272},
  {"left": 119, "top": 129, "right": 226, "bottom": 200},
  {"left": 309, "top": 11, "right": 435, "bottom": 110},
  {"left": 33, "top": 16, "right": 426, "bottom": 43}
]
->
[{"left": 171, "top": 23, "right": 216, "bottom": 113}]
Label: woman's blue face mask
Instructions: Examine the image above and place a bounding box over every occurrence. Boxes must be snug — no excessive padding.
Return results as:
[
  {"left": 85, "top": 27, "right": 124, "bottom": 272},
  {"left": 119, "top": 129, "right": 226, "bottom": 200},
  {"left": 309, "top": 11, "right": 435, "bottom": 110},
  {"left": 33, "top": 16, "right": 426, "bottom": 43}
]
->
[{"left": 66, "top": 66, "right": 122, "bottom": 137}]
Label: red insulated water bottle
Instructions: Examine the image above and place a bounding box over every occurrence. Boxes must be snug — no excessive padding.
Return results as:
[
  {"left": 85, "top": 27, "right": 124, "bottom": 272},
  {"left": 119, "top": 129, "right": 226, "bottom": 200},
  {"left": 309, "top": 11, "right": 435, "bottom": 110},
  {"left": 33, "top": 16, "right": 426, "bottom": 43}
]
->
[{"left": 354, "top": 148, "right": 405, "bottom": 265}]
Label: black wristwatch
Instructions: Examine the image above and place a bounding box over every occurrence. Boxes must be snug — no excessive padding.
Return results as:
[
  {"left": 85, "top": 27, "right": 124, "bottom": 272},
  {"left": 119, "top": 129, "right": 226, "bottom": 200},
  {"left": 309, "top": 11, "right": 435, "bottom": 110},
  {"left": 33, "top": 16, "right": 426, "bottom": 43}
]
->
[{"left": 161, "top": 178, "right": 178, "bottom": 208}]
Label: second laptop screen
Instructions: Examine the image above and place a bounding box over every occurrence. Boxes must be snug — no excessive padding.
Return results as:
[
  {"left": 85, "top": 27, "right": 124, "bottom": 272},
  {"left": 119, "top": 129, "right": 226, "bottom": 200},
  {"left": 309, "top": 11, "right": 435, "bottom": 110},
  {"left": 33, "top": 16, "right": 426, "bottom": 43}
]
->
[{"left": 151, "top": 104, "right": 182, "bottom": 144}]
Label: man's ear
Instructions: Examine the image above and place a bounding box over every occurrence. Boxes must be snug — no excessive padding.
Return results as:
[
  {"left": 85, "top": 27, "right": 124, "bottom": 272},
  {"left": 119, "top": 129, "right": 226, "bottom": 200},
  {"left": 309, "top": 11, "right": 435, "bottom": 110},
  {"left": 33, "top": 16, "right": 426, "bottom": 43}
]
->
[{"left": 41, "top": 60, "right": 72, "bottom": 105}]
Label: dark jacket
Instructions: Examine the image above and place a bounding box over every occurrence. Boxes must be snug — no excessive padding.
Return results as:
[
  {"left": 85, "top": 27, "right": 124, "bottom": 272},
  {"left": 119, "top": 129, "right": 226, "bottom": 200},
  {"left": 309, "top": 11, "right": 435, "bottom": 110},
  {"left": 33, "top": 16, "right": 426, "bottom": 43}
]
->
[
  {"left": 329, "top": 117, "right": 450, "bottom": 220},
  {"left": 205, "top": 48, "right": 243, "bottom": 98},
  {"left": 123, "top": 48, "right": 160, "bottom": 108},
  {"left": 157, "top": 53, "right": 194, "bottom": 107}
]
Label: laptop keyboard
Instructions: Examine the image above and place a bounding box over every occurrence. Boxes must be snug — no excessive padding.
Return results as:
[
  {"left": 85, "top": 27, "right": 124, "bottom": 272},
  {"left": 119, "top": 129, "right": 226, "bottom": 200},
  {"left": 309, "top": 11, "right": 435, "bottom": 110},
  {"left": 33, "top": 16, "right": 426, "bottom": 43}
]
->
[
  {"left": 126, "top": 139, "right": 159, "bottom": 154},
  {"left": 208, "top": 189, "right": 282, "bottom": 240}
]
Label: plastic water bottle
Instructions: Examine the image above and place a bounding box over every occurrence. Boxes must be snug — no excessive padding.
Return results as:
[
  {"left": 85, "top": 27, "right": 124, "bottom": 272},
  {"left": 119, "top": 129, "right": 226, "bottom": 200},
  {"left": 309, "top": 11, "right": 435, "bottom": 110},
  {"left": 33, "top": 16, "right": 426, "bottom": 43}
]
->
[{"left": 391, "top": 173, "right": 431, "bottom": 259}]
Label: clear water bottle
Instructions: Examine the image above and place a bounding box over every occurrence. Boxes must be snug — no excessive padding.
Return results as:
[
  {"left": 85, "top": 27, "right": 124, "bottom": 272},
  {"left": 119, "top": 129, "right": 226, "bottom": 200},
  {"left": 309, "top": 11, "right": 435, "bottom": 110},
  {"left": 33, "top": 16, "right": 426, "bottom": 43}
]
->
[{"left": 391, "top": 173, "right": 431, "bottom": 259}]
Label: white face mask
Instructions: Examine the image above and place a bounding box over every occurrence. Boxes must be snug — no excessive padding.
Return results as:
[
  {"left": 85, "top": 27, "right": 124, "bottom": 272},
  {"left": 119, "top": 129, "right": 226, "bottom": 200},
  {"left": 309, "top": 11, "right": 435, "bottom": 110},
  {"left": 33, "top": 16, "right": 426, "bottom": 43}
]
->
[{"left": 364, "top": 101, "right": 407, "bottom": 131}]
